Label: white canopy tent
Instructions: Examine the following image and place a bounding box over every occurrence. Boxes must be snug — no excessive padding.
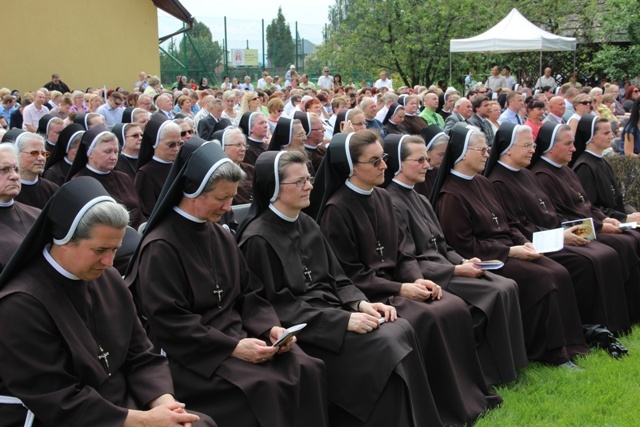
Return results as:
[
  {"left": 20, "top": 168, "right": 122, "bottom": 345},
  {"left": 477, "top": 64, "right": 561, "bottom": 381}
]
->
[{"left": 449, "top": 8, "right": 577, "bottom": 84}]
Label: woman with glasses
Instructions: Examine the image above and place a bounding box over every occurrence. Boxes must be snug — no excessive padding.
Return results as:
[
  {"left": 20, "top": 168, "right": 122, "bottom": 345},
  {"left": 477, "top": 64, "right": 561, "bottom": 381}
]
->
[
  {"left": 213, "top": 128, "right": 254, "bottom": 205},
  {"left": 431, "top": 123, "right": 588, "bottom": 368},
  {"left": 238, "top": 91, "right": 262, "bottom": 117},
  {"left": 567, "top": 93, "right": 593, "bottom": 134},
  {"left": 174, "top": 118, "right": 196, "bottom": 143},
  {"left": 237, "top": 150, "right": 442, "bottom": 427},
  {"left": 112, "top": 123, "right": 142, "bottom": 180},
  {"left": 309, "top": 129, "right": 502, "bottom": 426},
  {"left": 14, "top": 132, "right": 58, "bottom": 209},
  {"left": 135, "top": 115, "right": 182, "bottom": 218},
  {"left": 382, "top": 134, "right": 526, "bottom": 386},
  {"left": 66, "top": 126, "right": 146, "bottom": 229}
]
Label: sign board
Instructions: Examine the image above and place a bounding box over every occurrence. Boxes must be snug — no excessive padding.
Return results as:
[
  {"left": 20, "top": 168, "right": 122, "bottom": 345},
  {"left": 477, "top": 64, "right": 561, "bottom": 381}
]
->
[{"left": 230, "top": 49, "right": 259, "bottom": 67}]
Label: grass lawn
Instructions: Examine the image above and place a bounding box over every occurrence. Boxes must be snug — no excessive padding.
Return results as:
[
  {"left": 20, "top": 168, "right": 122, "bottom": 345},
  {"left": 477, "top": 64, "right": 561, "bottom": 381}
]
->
[{"left": 475, "top": 325, "right": 640, "bottom": 426}]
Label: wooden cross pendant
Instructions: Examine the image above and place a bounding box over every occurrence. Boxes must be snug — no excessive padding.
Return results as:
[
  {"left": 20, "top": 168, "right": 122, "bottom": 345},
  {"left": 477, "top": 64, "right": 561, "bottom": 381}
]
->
[
  {"left": 376, "top": 241, "right": 385, "bottom": 261},
  {"left": 491, "top": 212, "right": 500, "bottom": 228},
  {"left": 213, "top": 284, "right": 223, "bottom": 308},
  {"left": 303, "top": 265, "right": 313, "bottom": 283},
  {"left": 538, "top": 198, "right": 547, "bottom": 212},
  {"left": 98, "top": 345, "right": 111, "bottom": 377}
]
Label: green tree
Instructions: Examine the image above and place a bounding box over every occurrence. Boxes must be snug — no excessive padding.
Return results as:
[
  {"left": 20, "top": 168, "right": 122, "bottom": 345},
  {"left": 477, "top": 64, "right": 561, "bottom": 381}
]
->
[
  {"left": 266, "top": 7, "right": 295, "bottom": 68},
  {"left": 160, "top": 20, "right": 223, "bottom": 84}
]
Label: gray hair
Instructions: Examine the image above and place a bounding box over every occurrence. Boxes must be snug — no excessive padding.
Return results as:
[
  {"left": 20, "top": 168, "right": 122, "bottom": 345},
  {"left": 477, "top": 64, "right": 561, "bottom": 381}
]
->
[
  {"left": 220, "top": 127, "right": 245, "bottom": 147},
  {"left": 201, "top": 161, "right": 246, "bottom": 194},
  {"left": 427, "top": 134, "right": 449, "bottom": 152},
  {"left": 17, "top": 132, "right": 45, "bottom": 152},
  {"left": 69, "top": 201, "right": 129, "bottom": 244},
  {"left": 0, "top": 142, "right": 19, "bottom": 159}
]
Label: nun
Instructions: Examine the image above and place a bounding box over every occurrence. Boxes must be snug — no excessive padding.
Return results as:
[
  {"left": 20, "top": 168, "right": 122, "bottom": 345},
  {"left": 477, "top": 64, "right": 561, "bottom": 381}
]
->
[
  {"left": 134, "top": 115, "right": 182, "bottom": 218},
  {"left": 531, "top": 122, "right": 640, "bottom": 323},
  {"left": 112, "top": 123, "right": 142, "bottom": 180},
  {"left": 382, "top": 102, "right": 406, "bottom": 135},
  {"left": 237, "top": 150, "right": 442, "bottom": 427},
  {"left": 486, "top": 123, "right": 635, "bottom": 334},
  {"left": 14, "top": 132, "right": 59, "bottom": 209},
  {"left": 42, "top": 123, "right": 84, "bottom": 186},
  {"left": 212, "top": 127, "right": 254, "bottom": 205},
  {"left": 382, "top": 134, "right": 527, "bottom": 386},
  {"left": 37, "top": 114, "right": 64, "bottom": 153},
  {"left": 0, "top": 143, "right": 40, "bottom": 272},
  {"left": 66, "top": 125, "right": 146, "bottom": 229},
  {"left": 416, "top": 124, "right": 448, "bottom": 198},
  {"left": 239, "top": 111, "right": 269, "bottom": 166},
  {"left": 431, "top": 123, "right": 588, "bottom": 367},
  {"left": 0, "top": 177, "right": 213, "bottom": 426},
  {"left": 310, "top": 129, "right": 501, "bottom": 426},
  {"left": 572, "top": 115, "right": 640, "bottom": 222},
  {"left": 125, "top": 142, "right": 329, "bottom": 427},
  {"left": 73, "top": 112, "right": 105, "bottom": 130},
  {"left": 294, "top": 111, "right": 326, "bottom": 174}
]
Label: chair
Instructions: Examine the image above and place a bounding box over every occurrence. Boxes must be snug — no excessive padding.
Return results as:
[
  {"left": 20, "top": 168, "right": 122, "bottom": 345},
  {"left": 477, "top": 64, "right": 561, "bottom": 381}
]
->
[{"left": 232, "top": 203, "right": 251, "bottom": 224}]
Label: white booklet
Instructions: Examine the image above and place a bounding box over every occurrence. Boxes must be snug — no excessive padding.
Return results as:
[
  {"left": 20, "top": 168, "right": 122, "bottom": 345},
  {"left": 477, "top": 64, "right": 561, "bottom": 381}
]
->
[
  {"left": 532, "top": 228, "right": 564, "bottom": 253},
  {"left": 272, "top": 323, "right": 306, "bottom": 347},
  {"left": 474, "top": 260, "right": 504, "bottom": 270}
]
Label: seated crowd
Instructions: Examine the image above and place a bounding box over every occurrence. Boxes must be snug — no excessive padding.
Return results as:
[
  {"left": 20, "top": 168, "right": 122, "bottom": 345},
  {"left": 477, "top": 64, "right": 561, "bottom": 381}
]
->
[{"left": 0, "top": 65, "right": 638, "bottom": 427}]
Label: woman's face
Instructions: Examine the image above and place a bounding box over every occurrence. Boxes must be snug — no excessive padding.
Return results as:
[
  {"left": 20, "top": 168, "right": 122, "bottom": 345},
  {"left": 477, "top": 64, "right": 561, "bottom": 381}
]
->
[
  {"left": 223, "top": 133, "right": 246, "bottom": 163},
  {"left": 155, "top": 128, "right": 182, "bottom": 162},
  {"left": 181, "top": 99, "right": 192, "bottom": 110},
  {"left": 19, "top": 138, "right": 48, "bottom": 176},
  {"left": 202, "top": 78, "right": 208, "bottom": 86},
  {"left": 489, "top": 104, "right": 501, "bottom": 121},
  {"left": 179, "top": 121, "right": 194, "bottom": 142},
  {"left": 225, "top": 97, "right": 235, "bottom": 110},
  {"left": 351, "top": 141, "right": 387, "bottom": 188},
  {"left": 349, "top": 113, "right": 366, "bottom": 132},
  {"left": 88, "top": 139, "right": 119, "bottom": 172},
  {"left": 134, "top": 112, "right": 150, "bottom": 131},
  {"left": 90, "top": 97, "right": 102, "bottom": 109},
  {"left": 390, "top": 108, "right": 406, "bottom": 124},
  {"left": 398, "top": 142, "right": 429, "bottom": 184},
  {"left": 276, "top": 162, "right": 313, "bottom": 213},
  {"left": 527, "top": 106, "right": 544, "bottom": 122},
  {"left": 124, "top": 127, "right": 143, "bottom": 152},
  {"left": 575, "top": 98, "right": 593, "bottom": 115},
  {"left": 288, "top": 123, "right": 307, "bottom": 150},
  {"left": 427, "top": 143, "right": 447, "bottom": 168}
]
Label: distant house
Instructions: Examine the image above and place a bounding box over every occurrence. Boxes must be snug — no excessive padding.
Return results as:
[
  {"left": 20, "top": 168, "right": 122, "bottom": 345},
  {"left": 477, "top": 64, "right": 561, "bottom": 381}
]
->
[{"left": 2, "top": 0, "right": 192, "bottom": 92}]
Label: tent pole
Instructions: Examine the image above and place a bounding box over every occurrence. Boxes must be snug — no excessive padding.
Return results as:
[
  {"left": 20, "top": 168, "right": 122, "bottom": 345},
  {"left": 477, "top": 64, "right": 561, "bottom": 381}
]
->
[
  {"left": 539, "top": 50, "right": 542, "bottom": 79},
  {"left": 449, "top": 53, "right": 452, "bottom": 86}
]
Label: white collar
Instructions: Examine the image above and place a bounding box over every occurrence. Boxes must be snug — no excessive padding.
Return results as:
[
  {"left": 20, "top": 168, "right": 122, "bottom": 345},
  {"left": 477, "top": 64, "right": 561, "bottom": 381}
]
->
[
  {"left": 173, "top": 206, "right": 206, "bottom": 223},
  {"left": 345, "top": 179, "right": 373, "bottom": 195},
  {"left": 152, "top": 156, "right": 172, "bottom": 164},
  {"left": 43, "top": 244, "right": 81, "bottom": 280},
  {"left": 122, "top": 152, "right": 138, "bottom": 159},
  {"left": 269, "top": 204, "right": 298, "bottom": 222},
  {"left": 304, "top": 144, "right": 317, "bottom": 150},
  {"left": 450, "top": 169, "right": 474, "bottom": 180},
  {"left": 541, "top": 155, "right": 563, "bottom": 168},
  {"left": 64, "top": 156, "right": 72, "bottom": 165},
  {"left": 585, "top": 150, "right": 603, "bottom": 159},
  {"left": 498, "top": 160, "right": 520, "bottom": 171},
  {"left": 86, "top": 164, "right": 110, "bottom": 175},
  {"left": 20, "top": 177, "right": 39, "bottom": 185},
  {"left": 0, "top": 200, "right": 14, "bottom": 207},
  {"left": 392, "top": 178, "right": 414, "bottom": 189}
]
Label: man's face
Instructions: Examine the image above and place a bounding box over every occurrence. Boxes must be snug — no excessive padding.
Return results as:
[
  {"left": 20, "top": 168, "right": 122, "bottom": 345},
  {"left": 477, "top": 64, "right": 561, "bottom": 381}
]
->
[
  {"left": 457, "top": 100, "right": 473, "bottom": 119},
  {"left": 364, "top": 100, "right": 377, "bottom": 119},
  {"left": 52, "top": 76, "right": 60, "bottom": 84},
  {"left": 502, "top": 68, "right": 509, "bottom": 76},
  {"left": 492, "top": 66, "right": 500, "bottom": 76},
  {"left": 0, "top": 151, "right": 20, "bottom": 202},
  {"left": 549, "top": 98, "right": 566, "bottom": 117},
  {"left": 510, "top": 95, "right": 524, "bottom": 111},
  {"left": 109, "top": 97, "right": 123, "bottom": 109},
  {"left": 34, "top": 91, "right": 46, "bottom": 107},
  {"left": 156, "top": 95, "right": 172, "bottom": 111},
  {"left": 380, "top": 72, "right": 387, "bottom": 80},
  {"left": 425, "top": 94, "right": 439, "bottom": 111},
  {"left": 308, "top": 117, "right": 324, "bottom": 145},
  {"left": 476, "top": 100, "right": 490, "bottom": 118},
  {"left": 545, "top": 68, "right": 552, "bottom": 77}
]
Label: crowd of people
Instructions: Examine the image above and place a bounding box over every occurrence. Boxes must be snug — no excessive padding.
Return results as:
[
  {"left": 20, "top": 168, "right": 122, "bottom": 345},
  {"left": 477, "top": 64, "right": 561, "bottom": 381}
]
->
[{"left": 0, "top": 64, "right": 638, "bottom": 426}]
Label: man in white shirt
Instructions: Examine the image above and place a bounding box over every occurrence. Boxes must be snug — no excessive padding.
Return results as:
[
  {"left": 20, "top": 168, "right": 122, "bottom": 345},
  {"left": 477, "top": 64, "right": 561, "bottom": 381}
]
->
[
  {"left": 317, "top": 67, "right": 333, "bottom": 90},
  {"left": 485, "top": 66, "right": 507, "bottom": 91},
  {"left": 502, "top": 66, "right": 517, "bottom": 90},
  {"left": 257, "top": 71, "right": 269, "bottom": 90},
  {"left": 239, "top": 76, "right": 254, "bottom": 91},
  {"left": 373, "top": 71, "right": 393, "bottom": 91},
  {"left": 535, "top": 67, "right": 557, "bottom": 90},
  {"left": 22, "top": 90, "right": 49, "bottom": 132}
]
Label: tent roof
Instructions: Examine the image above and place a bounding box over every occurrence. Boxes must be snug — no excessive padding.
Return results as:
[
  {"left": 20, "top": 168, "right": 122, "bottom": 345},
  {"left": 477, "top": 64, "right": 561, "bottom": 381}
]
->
[
  {"left": 153, "top": 0, "right": 194, "bottom": 24},
  {"left": 450, "top": 8, "right": 576, "bottom": 53}
]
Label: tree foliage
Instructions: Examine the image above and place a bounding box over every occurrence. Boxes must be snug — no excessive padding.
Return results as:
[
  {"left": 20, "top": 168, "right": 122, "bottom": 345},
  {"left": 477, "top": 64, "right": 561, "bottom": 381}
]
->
[
  {"left": 319, "top": 0, "right": 634, "bottom": 89},
  {"left": 160, "top": 20, "right": 223, "bottom": 84},
  {"left": 266, "top": 7, "right": 295, "bottom": 68}
]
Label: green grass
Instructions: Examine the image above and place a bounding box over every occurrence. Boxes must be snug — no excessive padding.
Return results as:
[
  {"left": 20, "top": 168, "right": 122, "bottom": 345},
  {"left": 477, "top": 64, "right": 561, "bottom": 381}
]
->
[{"left": 475, "top": 325, "right": 640, "bottom": 427}]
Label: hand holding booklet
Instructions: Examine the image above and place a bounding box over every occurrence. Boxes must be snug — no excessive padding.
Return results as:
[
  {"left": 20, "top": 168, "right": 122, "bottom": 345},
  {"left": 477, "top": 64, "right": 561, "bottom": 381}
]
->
[
  {"left": 474, "top": 260, "right": 504, "bottom": 270},
  {"left": 561, "top": 218, "right": 596, "bottom": 240},
  {"left": 532, "top": 228, "right": 564, "bottom": 253},
  {"left": 272, "top": 323, "right": 306, "bottom": 347}
]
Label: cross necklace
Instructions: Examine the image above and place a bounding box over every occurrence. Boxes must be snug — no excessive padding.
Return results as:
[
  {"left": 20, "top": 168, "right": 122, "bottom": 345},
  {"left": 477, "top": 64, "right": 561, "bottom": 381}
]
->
[
  {"left": 207, "top": 231, "right": 223, "bottom": 308},
  {"left": 358, "top": 196, "right": 384, "bottom": 261},
  {"left": 87, "top": 285, "right": 111, "bottom": 377}
]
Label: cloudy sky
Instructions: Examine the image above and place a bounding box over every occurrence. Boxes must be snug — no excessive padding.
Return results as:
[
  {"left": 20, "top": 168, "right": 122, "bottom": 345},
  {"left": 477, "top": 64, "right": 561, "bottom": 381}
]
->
[{"left": 158, "top": 0, "right": 337, "bottom": 59}]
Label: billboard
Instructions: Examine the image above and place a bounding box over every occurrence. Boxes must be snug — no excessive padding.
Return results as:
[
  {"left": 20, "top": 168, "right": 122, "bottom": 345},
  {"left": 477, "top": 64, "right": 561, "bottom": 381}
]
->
[{"left": 230, "top": 49, "right": 259, "bottom": 67}]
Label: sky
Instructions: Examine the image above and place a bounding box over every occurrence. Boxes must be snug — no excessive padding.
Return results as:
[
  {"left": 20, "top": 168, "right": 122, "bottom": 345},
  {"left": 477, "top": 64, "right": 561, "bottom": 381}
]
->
[{"left": 158, "top": 0, "right": 336, "bottom": 61}]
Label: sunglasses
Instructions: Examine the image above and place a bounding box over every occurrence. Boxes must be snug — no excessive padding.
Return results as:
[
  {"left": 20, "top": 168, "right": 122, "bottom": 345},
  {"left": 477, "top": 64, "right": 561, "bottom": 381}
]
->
[
  {"left": 180, "top": 129, "right": 194, "bottom": 137},
  {"left": 578, "top": 101, "right": 592, "bottom": 105},
  {"left": 355, "top": 153, "right": 388, "bottom": 167},
  {"left": 22, "top": 150, "right": 50, "bottom": 158},
  {"left": 634, "top": 90, "right": 640, "bottom": 93},
  {"left": 166, "top": 141, "right": 185, "bottom": 149}
]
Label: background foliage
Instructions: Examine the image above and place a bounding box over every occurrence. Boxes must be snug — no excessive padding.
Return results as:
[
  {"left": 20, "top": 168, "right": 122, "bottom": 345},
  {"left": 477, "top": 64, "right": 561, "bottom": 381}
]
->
[{"left": 266, "top": 7, "right": 296, "bottom": 68}]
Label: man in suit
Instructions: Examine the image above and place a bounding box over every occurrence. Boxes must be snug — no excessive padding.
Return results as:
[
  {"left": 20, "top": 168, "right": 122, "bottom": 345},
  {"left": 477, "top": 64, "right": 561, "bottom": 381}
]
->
[
  {"left": 197, "top": 98, "right": 224, "bottom": 141},
  {"left": 153, "top": 94, "right": 174, "bottom": 120},
  {"left": 443, "top": 98, "right": 473, "bottom": 135},
  {"left": 543, "top": 97, "right": 566, "bottom": 125},
  {"left": 468, "top": 96, "right": 495, "bottom": 146}
]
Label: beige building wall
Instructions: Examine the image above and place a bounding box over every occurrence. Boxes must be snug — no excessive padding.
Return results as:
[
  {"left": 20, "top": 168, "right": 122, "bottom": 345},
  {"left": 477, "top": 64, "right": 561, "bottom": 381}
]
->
[{"left": 1, "top": 0, "right": 161, "bottom": 93}]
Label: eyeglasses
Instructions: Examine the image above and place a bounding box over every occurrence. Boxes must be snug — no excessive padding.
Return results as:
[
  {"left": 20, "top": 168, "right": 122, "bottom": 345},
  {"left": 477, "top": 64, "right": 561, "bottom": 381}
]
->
[
  {"left": 165, "top": 141, "right": 184, "bottom": 149},
  {"left": 22, "top": 150, "right": 50, "bottom": 158},
  {"left": 180, "top": 129, "right": 195, "bottom": 137},
  {"left": 633, "top": 90, "right": 640, "bottom": 93},
  {"left": 281, "top": 176, "right": 314, "bottom": 187},
  {"left": 514, "top": 143, "right": 537, "bottom": 149},
  {"left": 355, "top": 152, "right": 388, "bottom": 167},
  {"left": 405, "top": 156, "right": 429, "bottom": 164},
  {"left": 578, "top": 101, "right": 592, "bottom": 105},
  {"left": 351, "top": 121, "right": 366, "bottom": 127},
  {"left": 225, "top": 143, "right": 248, "bottom": 149},
  {"left": 0, "top": 166, "right": 20, "bottom": 175},
  {"left": 251, "top": 97, "right": 259, "bottom": 101},
  {"left": 467, "top": 146, "right": 490, "bottom": 155},
  {"left": 126, "top": 133, "right": 143, "bottom": 139}
]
